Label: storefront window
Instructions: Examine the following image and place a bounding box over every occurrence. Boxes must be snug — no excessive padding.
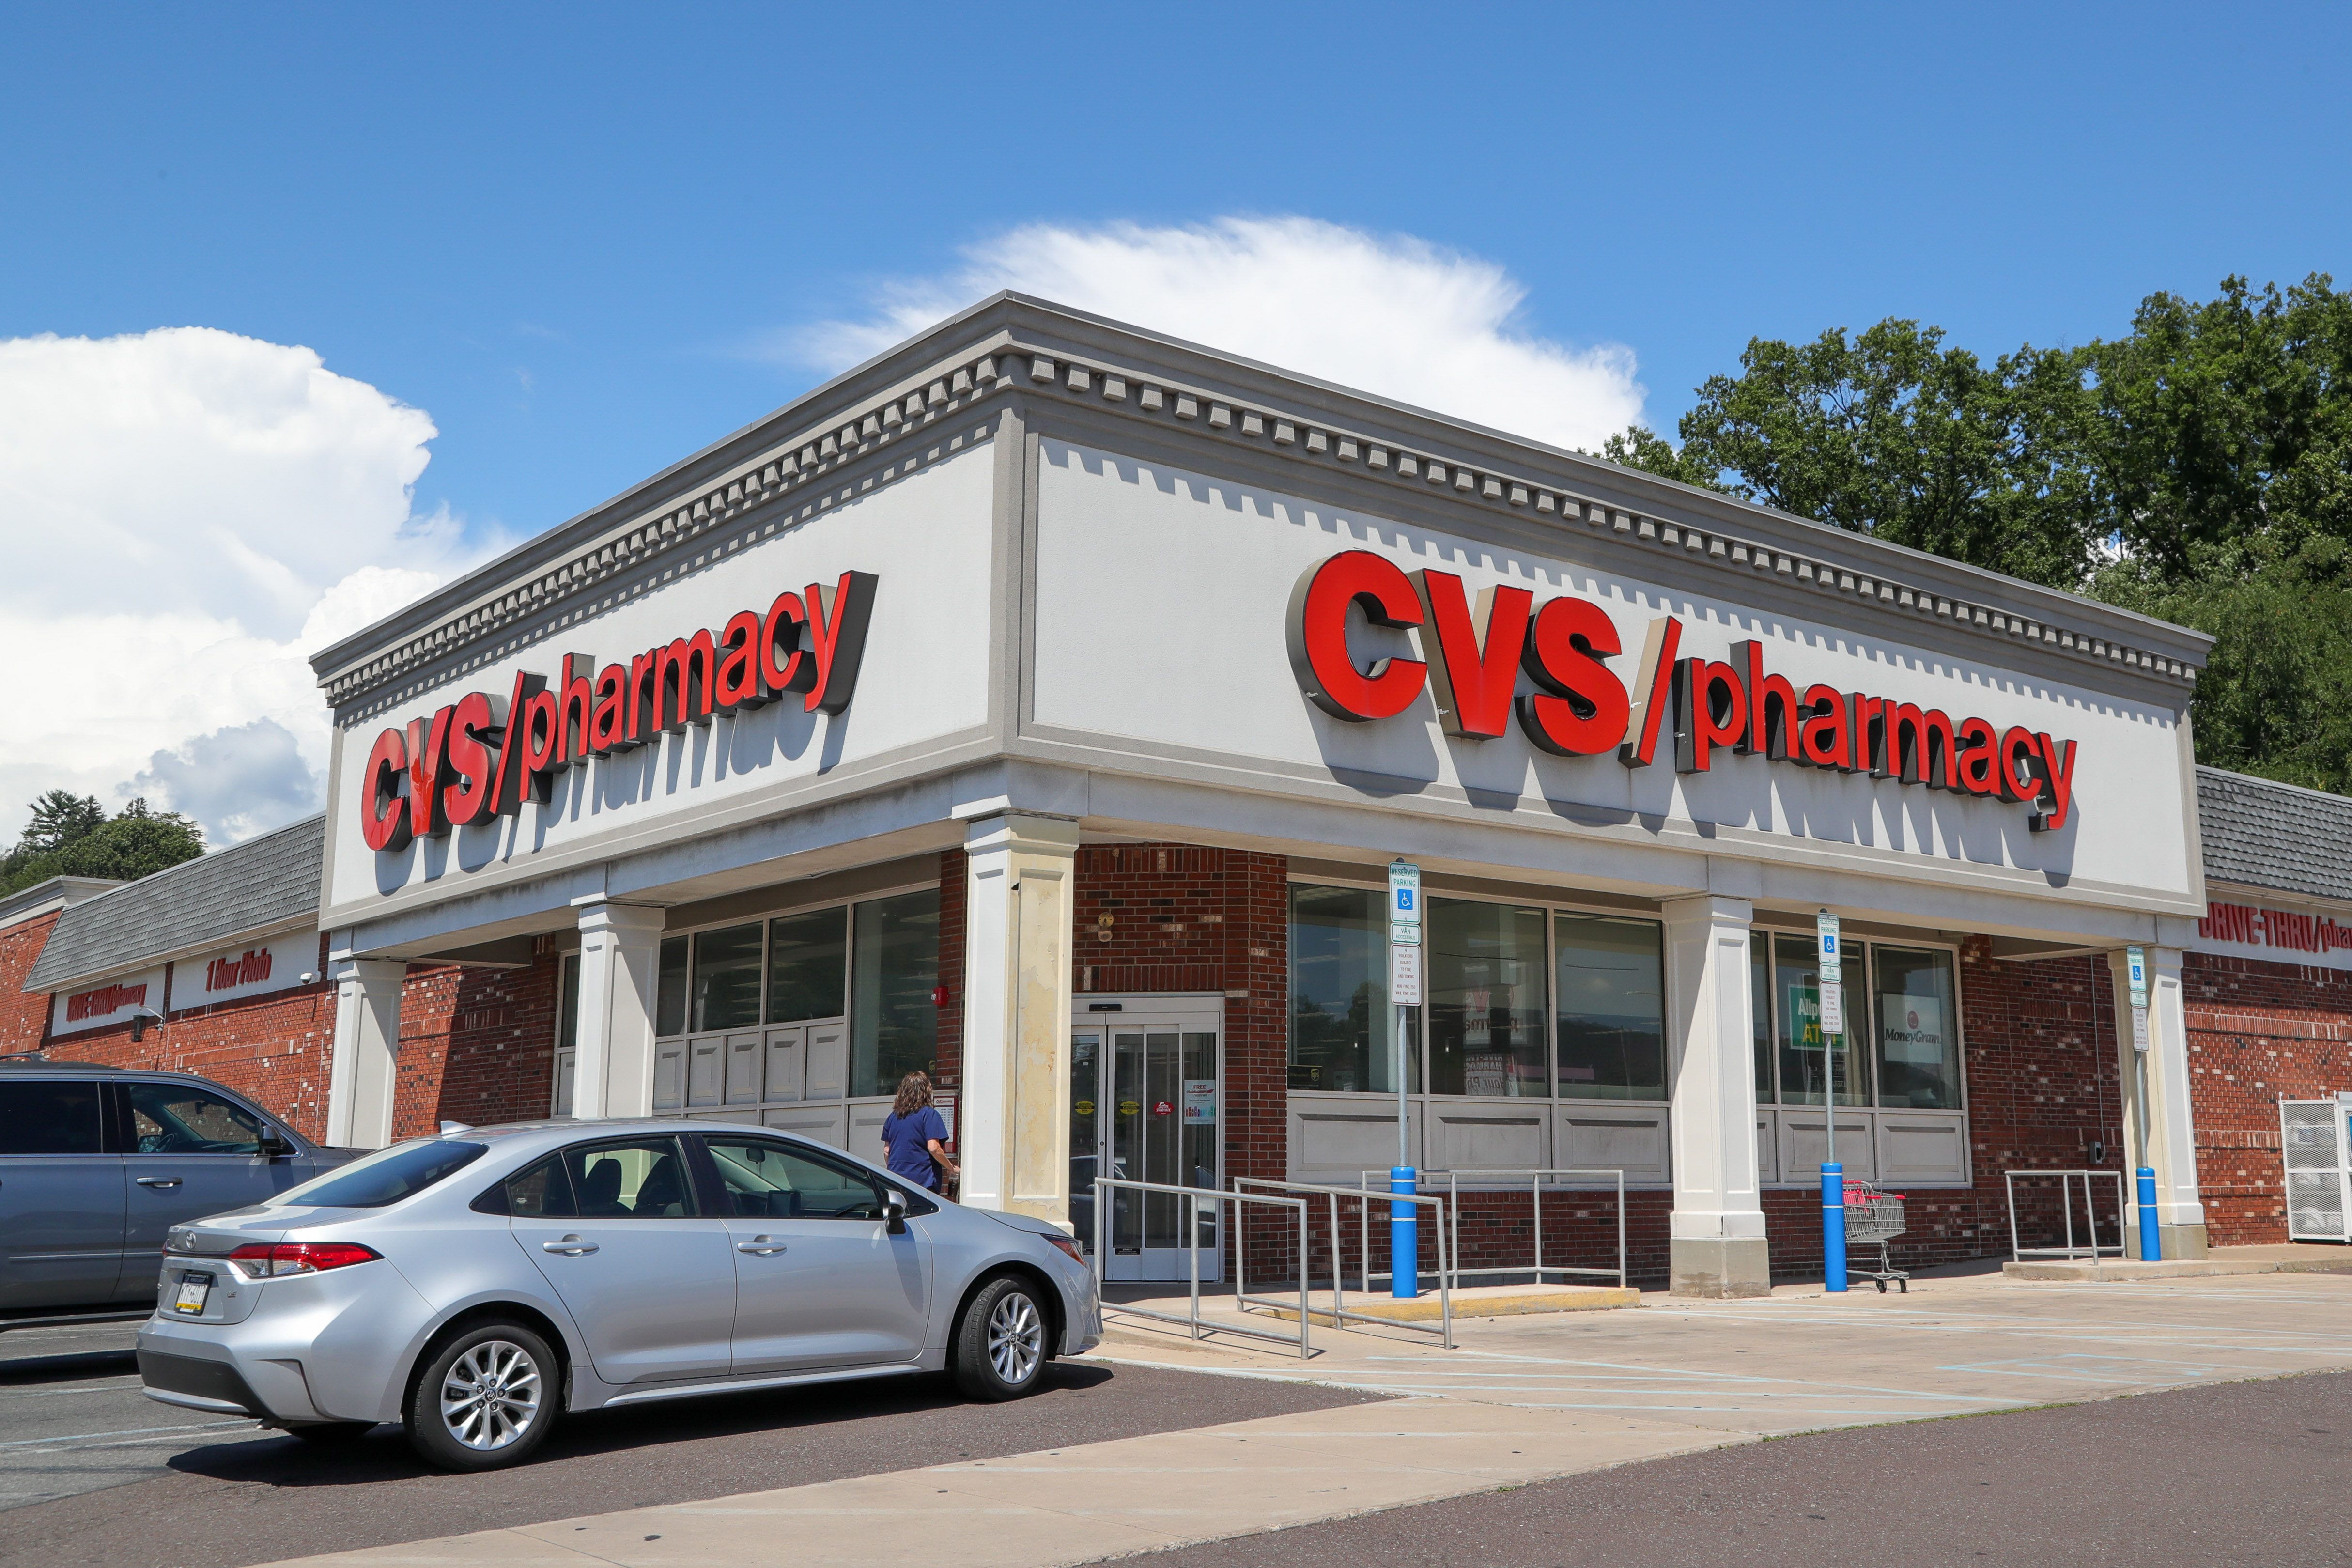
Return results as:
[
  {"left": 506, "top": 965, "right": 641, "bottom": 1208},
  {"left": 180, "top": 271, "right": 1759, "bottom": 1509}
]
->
[
  {"left": 1553, "top": 914, "right": 1663, "bottom": 1101},
  {"left": 557, "top": 954, "right": 580, "bottom": 1054},
  {"left": 1427, "top": 900, "right": 1547, "bottom": 1097},
  {"left": 1288, "top": 884, "right": 1414, "bottom": 1093},
  {"left": 1872, "top": 946, "right": 1960, "bottom": 1108},
  {"left": 655, "top": 935, "right": 688, "bottom": 1037},
  {"left": 1750, "top": 938, "right": 1773, "bottom": 1101},
  {"left": 691, "top": 923, "right": 765, "bottom": 1031},
  {"left": 850, "top": 889, "right": 939, "bottom": 1098},
  {"left": 767, "top": 906, "right": 848, "bottom": 1023},
  {"left": 1773, "top": 934, "right": 1867, "bottom": 1107}
]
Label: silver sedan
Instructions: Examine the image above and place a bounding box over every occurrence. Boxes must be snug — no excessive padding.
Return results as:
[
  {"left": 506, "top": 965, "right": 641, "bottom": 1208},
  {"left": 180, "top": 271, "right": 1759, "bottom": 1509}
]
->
[{"left": 135, "top": 1118, "right": 1101, "bottom": 1469}]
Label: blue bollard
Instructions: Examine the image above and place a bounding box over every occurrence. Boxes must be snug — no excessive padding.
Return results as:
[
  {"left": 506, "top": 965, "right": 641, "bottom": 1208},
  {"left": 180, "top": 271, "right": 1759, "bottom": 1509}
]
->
[
  {"left": 1391, "top": 1166, "right": 1419, "bottom": 1299},
  {"left": 2136, "top": 1166, "right": 2161, "bottom": 1261},
  {"left": 1822, "top": 1162, "right": 1847, "bottom": 1293}
]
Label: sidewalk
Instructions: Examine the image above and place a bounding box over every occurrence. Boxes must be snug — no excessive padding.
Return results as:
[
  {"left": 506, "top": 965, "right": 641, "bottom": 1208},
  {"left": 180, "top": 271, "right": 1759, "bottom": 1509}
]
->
[
  {"left": 251, "top": 1267, "right": 2352, "bottom": 1568},
  {"left": 2003, "top": 1240, "right": 2352, "bottom": 1281}
]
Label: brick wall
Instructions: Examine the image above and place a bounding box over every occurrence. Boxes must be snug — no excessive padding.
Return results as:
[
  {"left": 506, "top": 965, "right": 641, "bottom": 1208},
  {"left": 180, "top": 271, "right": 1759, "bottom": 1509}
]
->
[
  {"left": 38, "top": 935, "right": 340, "bottom": 1140},
  {"left": 1755, "top": 940, "right": 2125, "bottom": 1282},
  {"left": 1061, "top": 843, "right": 1290, "bottom": 1274},
  {"left": 2181, "top": 949, "right": 2352, "bottom": 1245},
  {"left": 388, "top": 949, "right": 564, "bottom": 1140},
  {"left": 935, "top": 848, "right": 965, "bottom": 1102},
  {"left": 1370, "top": 938, "right": 2131, "bottom": 1289},
  {"left": 22, "top": 938, "right": 562, "bottom": 1146},
  {"left": 0, "top": 909, "right": 61, "bottom": 1050},
  {"left": 1068, "top": 842, "right": 1288, "bottom": 1183}
]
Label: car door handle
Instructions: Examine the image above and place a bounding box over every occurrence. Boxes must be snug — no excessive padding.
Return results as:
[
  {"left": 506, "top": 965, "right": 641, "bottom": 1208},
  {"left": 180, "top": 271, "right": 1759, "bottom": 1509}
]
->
[
  {"left": 136, "top": 1176, "right": 183, "bottom": 1188},
  {"left": 541, "top": 1236, "right": 598, "bottom": 1256},
  {"left": 735, "top": 1237, "right": 788, "bottom": 1255}
]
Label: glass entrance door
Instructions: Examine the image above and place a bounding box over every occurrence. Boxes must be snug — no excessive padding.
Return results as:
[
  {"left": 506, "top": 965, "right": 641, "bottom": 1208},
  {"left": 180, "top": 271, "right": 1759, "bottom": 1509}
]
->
[{"left": 1068, "top": 1008, "right": 1221, "bottom": 1282}]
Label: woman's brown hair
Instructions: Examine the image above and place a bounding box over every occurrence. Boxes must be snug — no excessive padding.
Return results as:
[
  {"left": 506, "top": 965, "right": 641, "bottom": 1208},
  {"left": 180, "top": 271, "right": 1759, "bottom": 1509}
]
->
[{"left": 893, "top": 1071, "right": 933, "bottom": 1118}]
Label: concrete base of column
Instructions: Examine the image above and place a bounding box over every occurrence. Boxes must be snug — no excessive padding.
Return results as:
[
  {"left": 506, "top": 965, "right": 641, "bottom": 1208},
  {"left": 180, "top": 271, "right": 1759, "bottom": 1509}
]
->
[
  {"left": 2125, "top": 1223, "right": 2210, "bottom": 1260},
  {"left": 1669, "top": 1237, "right": 1772, "bottom": 1298}
]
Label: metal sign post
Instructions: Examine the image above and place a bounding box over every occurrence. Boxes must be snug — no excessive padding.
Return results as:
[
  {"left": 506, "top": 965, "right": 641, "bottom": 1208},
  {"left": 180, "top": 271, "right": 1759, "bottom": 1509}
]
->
[
  {"left": 1388, "top": 858, "right": 1422, "bottom": 1299},
  {"left": 1817, "top": 912, "right": 1847, "bottom": 1293},
  {"left": 2127, "top": 943, "right": 2160, "bottom": 1261}
]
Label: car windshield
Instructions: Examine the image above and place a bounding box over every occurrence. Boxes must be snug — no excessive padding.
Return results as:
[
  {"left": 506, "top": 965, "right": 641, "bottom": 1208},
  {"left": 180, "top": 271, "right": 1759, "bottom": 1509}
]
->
[{"left": 276, "top": 1139, "right": 489, "bottom": 1209}]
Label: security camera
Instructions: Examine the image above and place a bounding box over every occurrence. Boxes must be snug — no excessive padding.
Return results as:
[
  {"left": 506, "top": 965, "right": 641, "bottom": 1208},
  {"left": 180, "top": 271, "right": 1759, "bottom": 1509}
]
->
[{"left": 130, "top": 1006, "right": 164, "bottom": 1043}]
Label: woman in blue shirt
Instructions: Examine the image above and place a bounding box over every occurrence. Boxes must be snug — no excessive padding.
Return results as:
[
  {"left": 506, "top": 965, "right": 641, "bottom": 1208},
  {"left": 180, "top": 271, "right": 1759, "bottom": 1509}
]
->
[{"left": 881, "top": 1071, "right": 958, "bottom": 1194}]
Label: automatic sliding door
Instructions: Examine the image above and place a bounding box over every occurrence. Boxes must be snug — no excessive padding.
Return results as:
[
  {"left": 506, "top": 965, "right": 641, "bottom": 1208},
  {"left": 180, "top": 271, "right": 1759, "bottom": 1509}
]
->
[
  {"left": 1070, "top": 1027, "right": 1103, "bottom": 1255},
  {"left": 1100, "top": 1021, "right": 1222, "bottom": 1281}
]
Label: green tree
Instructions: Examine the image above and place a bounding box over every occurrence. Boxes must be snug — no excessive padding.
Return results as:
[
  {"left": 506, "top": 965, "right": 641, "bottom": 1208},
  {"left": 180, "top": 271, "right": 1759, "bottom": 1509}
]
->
[
  {"left": 1599, "top": 320, "right": 2104, "bottom": 589},
  {"left": 0, "top": 796, "right": 206, "bottom": 898},
  {"left": 18, "top": 791, "right": 107, "bottom": 855},
  {"left": 1594, "top": 273, "right": 2352, "bottom": 792}
]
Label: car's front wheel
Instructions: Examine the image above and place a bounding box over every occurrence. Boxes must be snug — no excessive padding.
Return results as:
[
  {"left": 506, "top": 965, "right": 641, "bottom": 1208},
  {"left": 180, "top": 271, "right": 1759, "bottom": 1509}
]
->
[
  {"left": 953, "top": 1275, "right": 1051, "bottom": 1401},
  {"left": 405, "top": 1321, "right": 558, "bottom": 1470}
]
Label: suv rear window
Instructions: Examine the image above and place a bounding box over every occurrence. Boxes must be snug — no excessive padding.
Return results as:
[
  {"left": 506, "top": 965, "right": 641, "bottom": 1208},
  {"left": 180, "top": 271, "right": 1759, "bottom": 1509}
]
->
[
  {"left": 0, "top": 1081, "right": 104, "bottom": 1155},
  {"left": 279, "top": 1140, "right": 489, "bottom": 1208}
]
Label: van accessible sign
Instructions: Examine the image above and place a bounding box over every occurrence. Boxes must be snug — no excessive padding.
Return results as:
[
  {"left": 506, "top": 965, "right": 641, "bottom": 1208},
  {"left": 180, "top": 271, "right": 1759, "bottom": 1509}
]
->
[
  {"left": 358, "top": 572, "right": 876, "bottom": 855},
  {"left": 1286, "top": 551, "right": 2081, "bottom": 831}
]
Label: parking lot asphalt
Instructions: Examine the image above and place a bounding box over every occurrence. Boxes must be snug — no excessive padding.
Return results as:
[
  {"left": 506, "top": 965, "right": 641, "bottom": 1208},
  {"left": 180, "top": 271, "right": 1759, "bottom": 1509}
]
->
[
  {"left": 1125, "top": 1367, "right": 2352, "bottom": 1568},
  {"left": 0, "top": 1320, "right": 247, "bottom": 1513},
  {"left": 0, "top": 1327, "right": 1381, "bottom": 1568}
]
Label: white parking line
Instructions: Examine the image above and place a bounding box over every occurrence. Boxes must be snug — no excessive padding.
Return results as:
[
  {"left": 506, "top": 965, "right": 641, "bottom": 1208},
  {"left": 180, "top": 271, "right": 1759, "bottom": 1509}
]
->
[{"left": 0, "top": 1419, "right": 250, "bottom": 1450}]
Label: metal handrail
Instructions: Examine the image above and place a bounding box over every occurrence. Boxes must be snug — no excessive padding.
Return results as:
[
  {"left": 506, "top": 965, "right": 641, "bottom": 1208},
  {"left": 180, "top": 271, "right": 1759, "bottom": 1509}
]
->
[
  {"left": 1234, "top": 1176, "right": 1454, "bottom": 1349},
  {"left": 1439, "top": 1168, "right": 1628, "bottom": 1292},
  {"left": 1091, "top": 1176, "right": 1311, "bottom": 1357},
  {"left": 1357, "top": 1167, "right": 1629, "bottom": 1294},
  {"left": 2003, "top": 1168, "right": 2127, "bottom": 1262}
]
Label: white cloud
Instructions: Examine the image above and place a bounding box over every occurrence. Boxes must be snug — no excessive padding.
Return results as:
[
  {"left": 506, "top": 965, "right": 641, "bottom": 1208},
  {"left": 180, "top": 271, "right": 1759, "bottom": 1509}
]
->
[
  {"left": 794, "top": 216, "right": 1646, "bottom": 453},
  {"left": 132, "top": 719, "right": 320, "bottom": 847},
  {"left": 0, "top": 327, "right": 490, "bottom": 847}
]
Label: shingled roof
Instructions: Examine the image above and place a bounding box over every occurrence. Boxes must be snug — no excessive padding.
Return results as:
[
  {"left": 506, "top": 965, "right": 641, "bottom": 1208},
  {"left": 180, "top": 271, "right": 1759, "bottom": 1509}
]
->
[
  {"left": 22, "top": 813, "right": 324, "bottom": 993},
  {"left": 2196, "top": 766, "right": 2352, "bottom": 905}
]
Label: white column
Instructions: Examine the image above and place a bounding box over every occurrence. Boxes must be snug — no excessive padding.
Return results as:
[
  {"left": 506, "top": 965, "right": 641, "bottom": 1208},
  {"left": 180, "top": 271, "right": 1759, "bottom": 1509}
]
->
[
  {"left": 573, "top": 900, "right": 667, "bottom": 1120},
  {"left": 959, "top": 813, "right": 1079, "bottom": 1227},
  {"left": 1661, "top": 894, "right": 1770, "bottom": 1297},
  {"left": 2111, "top": 946, "right": 2208, "bottom": 1258},
  {"left": 325, "top": 955, "right": 405, "bottom": 1149}
]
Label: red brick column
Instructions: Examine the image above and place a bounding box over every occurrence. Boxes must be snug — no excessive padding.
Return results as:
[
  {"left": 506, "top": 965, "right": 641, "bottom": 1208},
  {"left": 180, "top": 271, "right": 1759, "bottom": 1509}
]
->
[{"left": 389, "top": 947, "right": 564, "bottom": 1139}]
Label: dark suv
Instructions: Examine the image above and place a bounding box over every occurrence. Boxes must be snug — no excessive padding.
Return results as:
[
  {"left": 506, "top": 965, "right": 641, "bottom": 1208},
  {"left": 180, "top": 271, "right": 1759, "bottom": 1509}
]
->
[{"left": 0, "top": 1057, "right": 359, "bottom": 1327}]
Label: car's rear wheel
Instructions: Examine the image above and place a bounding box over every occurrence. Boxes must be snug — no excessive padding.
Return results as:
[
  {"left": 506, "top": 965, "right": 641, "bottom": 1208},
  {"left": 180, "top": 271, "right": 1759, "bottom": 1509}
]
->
[
  {"left": 405, "top": 1321, "right": 558, "bottom": 1470},
  {"left": 952, "top": 1275, "right": 1050, "bottom": 1401}
]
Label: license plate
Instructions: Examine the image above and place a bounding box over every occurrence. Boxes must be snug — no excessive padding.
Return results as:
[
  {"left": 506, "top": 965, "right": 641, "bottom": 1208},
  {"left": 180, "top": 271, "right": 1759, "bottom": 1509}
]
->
[{"left": 171, "top": 1273, "right": 211, "bottom": 1315}]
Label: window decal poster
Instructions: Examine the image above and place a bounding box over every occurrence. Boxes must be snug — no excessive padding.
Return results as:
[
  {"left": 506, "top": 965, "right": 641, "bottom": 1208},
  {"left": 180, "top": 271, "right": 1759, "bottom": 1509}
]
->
[{"left": 1881, "top": 996, "right": 1945, "bottom": 1064}]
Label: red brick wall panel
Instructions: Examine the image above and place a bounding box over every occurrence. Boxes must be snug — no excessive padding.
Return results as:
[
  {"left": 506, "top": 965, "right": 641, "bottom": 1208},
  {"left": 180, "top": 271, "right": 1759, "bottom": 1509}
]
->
[
  {"left": 0, "top": 910, "right": 61, "bottom": 1050},
  {"left": 2181, "top": 949, "right": 2352, "bottom": 1245},
  {"left": 34, "top": 936, "right": 339, "bottom": 1140}
]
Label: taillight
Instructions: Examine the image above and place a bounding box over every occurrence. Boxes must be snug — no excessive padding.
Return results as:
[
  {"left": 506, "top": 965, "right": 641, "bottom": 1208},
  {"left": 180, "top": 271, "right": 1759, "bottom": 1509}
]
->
[{"left": 225, "top": 1242, "right": 382, "bottom": 1278}]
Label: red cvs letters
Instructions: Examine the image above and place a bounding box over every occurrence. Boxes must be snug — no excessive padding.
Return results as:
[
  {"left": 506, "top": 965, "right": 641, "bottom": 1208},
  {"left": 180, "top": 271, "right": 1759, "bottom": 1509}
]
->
[
  {"left": 1284, "top": 551, "right": 2081, "bottom": 832},
  {"left": 359, "top": 571, "right": 878, "bottom": 854}
]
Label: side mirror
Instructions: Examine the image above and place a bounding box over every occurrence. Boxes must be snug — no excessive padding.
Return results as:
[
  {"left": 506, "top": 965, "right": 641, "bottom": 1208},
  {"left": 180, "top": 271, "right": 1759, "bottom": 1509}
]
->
[
  {"left": 884, "top": 1194, "right": 909, "bottom": 1236},
  {"left": 259, "top": 1133, "right": 292, "bottom": 1161}
]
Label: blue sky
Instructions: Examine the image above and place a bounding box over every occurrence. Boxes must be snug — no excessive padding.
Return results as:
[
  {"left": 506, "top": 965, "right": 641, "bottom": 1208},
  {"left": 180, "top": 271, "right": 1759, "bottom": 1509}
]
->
[{"left": 2, "top": 2, "right": 2347, "bottom": 843}]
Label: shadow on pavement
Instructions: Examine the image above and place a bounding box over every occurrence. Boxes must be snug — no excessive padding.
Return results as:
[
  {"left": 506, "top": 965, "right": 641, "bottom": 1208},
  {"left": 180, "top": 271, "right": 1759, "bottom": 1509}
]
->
[
  {"left": 167, "top": 1362, "right": 1116, "bottom": 1487},
  {"left": 0, "top": 1347, "right": 139, "bottom": 1385}
]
